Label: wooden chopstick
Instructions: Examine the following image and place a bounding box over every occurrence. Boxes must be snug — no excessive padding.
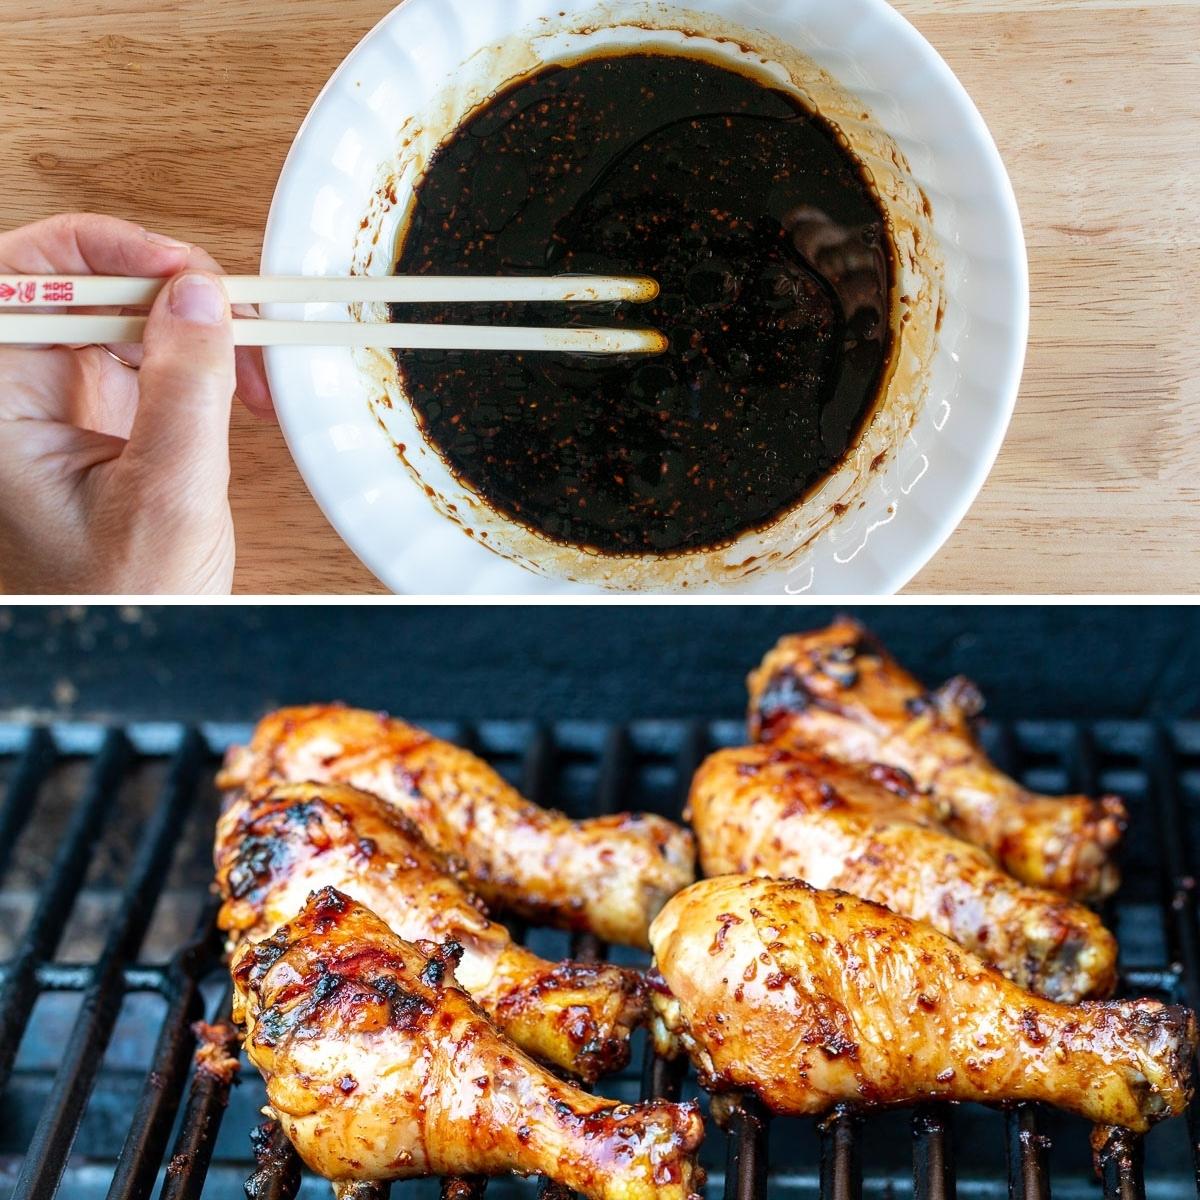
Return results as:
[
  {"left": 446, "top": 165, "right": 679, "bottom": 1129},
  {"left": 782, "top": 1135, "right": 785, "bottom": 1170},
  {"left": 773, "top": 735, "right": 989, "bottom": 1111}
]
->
[
  {"left": 0, "top": 274, "right": 660, "bottom": 307},
  {"left": 0, "top": 314, "right": 668, "bottom": 355}
]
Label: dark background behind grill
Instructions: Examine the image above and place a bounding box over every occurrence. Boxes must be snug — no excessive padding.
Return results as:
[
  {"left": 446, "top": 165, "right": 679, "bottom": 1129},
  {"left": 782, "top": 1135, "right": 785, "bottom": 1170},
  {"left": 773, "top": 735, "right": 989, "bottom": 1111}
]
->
[{"left": 1, "top": 605, "right": 1199, "bottom": 722}]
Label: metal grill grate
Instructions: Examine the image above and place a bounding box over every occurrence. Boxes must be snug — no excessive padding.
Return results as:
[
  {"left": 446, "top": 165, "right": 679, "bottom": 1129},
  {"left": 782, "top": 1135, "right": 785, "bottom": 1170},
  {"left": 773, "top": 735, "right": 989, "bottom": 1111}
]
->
[{"left": 0, "top": 718, "right": 1198, "bottom": 1200}]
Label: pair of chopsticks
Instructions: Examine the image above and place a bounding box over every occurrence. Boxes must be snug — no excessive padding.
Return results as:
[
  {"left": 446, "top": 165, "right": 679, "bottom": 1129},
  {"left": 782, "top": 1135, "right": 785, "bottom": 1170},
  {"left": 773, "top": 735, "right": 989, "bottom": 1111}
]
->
[{"left": 0, "top": 275, "right": 666, "bottom": 355}]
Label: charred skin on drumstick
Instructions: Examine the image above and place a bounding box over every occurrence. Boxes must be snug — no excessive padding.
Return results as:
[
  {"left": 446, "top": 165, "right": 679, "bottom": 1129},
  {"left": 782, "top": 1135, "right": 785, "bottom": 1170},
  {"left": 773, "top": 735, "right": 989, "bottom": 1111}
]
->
[
  {"left": 688, "top": 745, "right": 1117, "bottom": 1002},
  {"left": 649, "top": 876, "right": 1194, "bottom": 1133},
  {"left": 232, "top": 888, "right": 705, "bottom": 1200},
  {"left": 215, "top": 781, "right": 645, "bottom": 1082},
  {"left": 218, "top": 705, "right": 695, "bottom": 948},
  {"left": 746, "top": 619, "right": 1126, "bottom": 901}
]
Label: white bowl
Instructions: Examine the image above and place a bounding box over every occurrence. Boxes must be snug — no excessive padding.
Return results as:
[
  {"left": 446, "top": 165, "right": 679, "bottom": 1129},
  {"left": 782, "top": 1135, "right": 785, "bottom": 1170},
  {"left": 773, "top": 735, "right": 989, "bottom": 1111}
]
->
[{"left": 262, "top": 0, "right": 1027, "bottom": 595}]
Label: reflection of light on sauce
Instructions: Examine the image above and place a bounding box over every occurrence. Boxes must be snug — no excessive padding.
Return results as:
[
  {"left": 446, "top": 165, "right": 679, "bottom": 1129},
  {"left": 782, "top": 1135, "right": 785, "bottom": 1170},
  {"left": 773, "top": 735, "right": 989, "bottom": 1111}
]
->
[{"left": 393, "top": 52, "right": 896, "bottom": 558}]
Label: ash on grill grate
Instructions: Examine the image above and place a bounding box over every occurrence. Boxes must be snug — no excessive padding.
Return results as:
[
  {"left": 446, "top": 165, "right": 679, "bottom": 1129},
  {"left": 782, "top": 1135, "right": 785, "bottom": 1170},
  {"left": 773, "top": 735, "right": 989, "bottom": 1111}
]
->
[{"left": 0, "top": 719, "right": 1198, "bottom": 1200}]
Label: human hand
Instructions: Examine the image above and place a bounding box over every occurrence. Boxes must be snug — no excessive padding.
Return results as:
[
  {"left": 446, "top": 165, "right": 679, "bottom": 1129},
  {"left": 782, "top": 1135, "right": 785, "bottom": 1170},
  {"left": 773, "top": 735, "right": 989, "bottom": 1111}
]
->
[{"left": 0, "top": 213, "right": 274, "bottom": 595}]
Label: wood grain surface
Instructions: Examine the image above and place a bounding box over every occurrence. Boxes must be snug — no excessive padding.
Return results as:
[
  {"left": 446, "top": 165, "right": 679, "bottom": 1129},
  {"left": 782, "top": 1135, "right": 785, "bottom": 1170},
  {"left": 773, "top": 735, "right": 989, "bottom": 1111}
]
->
[{"left": 0, "top": 1, "right": 1195, "bottom": 595}]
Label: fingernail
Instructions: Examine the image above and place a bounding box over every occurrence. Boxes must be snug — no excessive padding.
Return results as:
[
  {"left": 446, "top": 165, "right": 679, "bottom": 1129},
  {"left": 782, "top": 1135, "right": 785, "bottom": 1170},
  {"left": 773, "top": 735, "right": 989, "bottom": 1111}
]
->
[
  {"left": 142, "top": 229, "right": 191, "bottom": 250},
  {"left": 170, "top": 273, "right": 226, "bottom": 324}
]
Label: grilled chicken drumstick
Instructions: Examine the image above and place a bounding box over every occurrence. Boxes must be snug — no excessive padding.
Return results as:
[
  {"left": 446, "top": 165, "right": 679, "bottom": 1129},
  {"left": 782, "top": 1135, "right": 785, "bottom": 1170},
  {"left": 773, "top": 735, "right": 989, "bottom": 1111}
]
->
[
  {"left": 650, "top": 876, "right": 1195, "bottom": 1132},
  {"left": 689, "top": 745, "right": 1117, "bottom": 1002},
  {"left": 747, "top": 620, "right": 1127, "bottom": 900},
  {"left": 232, "top": 888, "right": 705, "bottom": 1200},
  {"left": 219, "top": 705, "right": 695, "bottom": 948},
  {"left": 216, "top": 782, "right": 646, "bottom": 1081}
]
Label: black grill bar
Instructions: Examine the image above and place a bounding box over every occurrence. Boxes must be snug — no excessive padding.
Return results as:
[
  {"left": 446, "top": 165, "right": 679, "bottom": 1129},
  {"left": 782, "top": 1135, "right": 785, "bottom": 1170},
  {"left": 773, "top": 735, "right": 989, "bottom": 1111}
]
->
[
  {"left": 508, "top": 723, "right": 556, "bottom": 949},
  {"left": 675, "top": 721, "right": 710, "bottom": 813},
  {"left": 1098, "top": 1127, "right": 1146, "bottom": 1200},
  {"left": 723, "top": 1099, "right": 770, "bottom": 1200},
  {"left": 1069, "top": 724, "right": 1100, "bottom": 797},
  {"left": 595, "top": 725, "right": 632, "bottom": 815},
  {"left": 912, "top": 1107, "right": 955, "bottom": 1200},
  {"left": 158, "top": 983, "right": 238, "bottom": 1200},
  {"left": 12, "top": 730, "right": 206, "bottom": 1200},
  {"left": 520, "top": 724, "right": 556, "bottom": 812},
  {"left": 106, "top": 902, "right": 224, "bottom": 1200},
  {"left": 1006, "top": 1105, "right": 1051, "bottom": 1200},
  {"left": 1072, "top": 723, "right": 1123, "bottom": 937},
  {"left": 0, "top": 725, "right": 55, "bottom": 881},
  {"left": 244, "top": 1123, "right": 303, "bottom": 1200},
  {"left": 820, "top": 1108, "right": 862, "bottom": 1200},
  {"left": 0, "top": 727, "right": 130, "bottom": 1095}
]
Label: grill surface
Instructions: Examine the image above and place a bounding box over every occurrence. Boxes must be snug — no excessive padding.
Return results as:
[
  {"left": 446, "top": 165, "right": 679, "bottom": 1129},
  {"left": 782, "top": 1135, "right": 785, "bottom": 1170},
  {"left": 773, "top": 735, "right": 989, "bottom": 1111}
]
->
[{"left": 0, "top": 717, "right": 1198, "bottom": 1200}]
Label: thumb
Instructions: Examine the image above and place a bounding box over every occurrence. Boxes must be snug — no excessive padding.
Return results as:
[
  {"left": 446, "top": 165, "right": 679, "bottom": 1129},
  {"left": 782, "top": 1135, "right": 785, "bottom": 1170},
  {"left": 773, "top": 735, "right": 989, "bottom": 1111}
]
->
[{"left": 124, "top": 271, "right": 236, "bottom": 487}]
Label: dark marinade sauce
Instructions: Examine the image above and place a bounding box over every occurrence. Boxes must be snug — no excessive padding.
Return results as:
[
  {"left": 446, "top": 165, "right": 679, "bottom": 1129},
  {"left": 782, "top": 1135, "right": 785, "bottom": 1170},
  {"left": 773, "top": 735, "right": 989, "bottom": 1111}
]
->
[{"left": 393, "top": 53, "right": 894, "bottom": 555}]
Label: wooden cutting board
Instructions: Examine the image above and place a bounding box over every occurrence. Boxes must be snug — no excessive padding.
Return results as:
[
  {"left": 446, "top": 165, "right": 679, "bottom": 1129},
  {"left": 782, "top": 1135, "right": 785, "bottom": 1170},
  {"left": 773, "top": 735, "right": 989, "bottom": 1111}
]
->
[{"left": 0, "top": 0, "right": 1195, "bottom": 595}]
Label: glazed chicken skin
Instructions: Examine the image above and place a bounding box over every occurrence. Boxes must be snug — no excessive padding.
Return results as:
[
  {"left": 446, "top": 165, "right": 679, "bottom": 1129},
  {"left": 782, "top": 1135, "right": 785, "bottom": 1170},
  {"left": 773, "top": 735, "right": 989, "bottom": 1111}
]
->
[
  {"left": 233, "top": 888, "right": 705, "bottom": 1200},
  {"left": 215, "top": 782, "right": 646, "bottom": 1081},
  {"left": 689, "top": 745, "right": 1117, "bottom": 1003},
  {"left": 219, "top": 705, "right": 695, "bottom": 949},
  {"left": 747, "top": 620, "right": 1127, "bottom": 900},
  {"left": 649, "top": 877, "right": 1195, "bottom": 1133}
]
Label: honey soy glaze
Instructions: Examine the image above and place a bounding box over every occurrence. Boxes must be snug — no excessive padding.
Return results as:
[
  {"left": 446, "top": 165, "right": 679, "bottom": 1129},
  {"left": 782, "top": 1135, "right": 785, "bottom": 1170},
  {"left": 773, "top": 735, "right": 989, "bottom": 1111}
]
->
[{"left": 393, "top": 52, "right": 895, "bottom": 556}]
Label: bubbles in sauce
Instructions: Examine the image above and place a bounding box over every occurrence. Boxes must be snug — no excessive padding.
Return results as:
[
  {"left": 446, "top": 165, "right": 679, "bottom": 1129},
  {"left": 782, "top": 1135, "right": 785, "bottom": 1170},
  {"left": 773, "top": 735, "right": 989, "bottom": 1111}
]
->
[{"left": 393, "top": 52, "right": 895, "bottom": 555}]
